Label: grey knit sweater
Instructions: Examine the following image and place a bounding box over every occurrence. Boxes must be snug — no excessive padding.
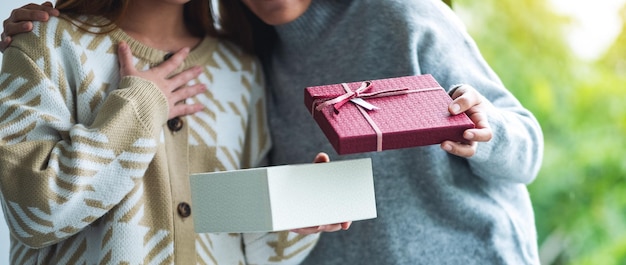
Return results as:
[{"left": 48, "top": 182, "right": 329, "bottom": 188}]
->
[{"left": 262, "top": 0, "right": 543, "bottom": 264}]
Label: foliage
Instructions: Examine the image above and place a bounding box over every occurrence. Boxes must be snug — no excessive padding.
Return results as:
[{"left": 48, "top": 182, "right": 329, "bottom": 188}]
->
[{"left": 454, "top": 0, "right": 626, "bottom": 264}]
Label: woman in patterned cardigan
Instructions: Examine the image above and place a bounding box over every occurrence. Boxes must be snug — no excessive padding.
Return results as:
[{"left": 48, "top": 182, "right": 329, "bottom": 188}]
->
[{"left": 0, "top": 0, "right": 345, "bottom": 264}]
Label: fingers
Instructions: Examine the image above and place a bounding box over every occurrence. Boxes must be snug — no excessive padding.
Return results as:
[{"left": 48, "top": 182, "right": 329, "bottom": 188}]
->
[
  {"left": 0, "top": 34, "right": 10, "bottom": 52},
  {"left": 465, "top": 112, "right": 492, "bottom": 142},
  {"left": 20, "top": 2, "right": 59, "bottom": 18},
  {"left": 463, "top": 128, "right": 492, "bottom": 143},
  {"left": 25, "top": 2, "right": 59, "bottom": 15},
  {"left": 290, "top": 226, "right": 322, "bottom": 235},
  {"left": 41, "top": 2, "right": 60, "bottom": 14},
  {"left": 167, "top": 66, "right": 202, "bottom": 89},
  {"left": 448, "top": 85, "right": 481, "bottom": 115},
  {"left": 289, "top": 222, "right": 350, "bottom": 235},
  {"left": 117, "top": 42, "right": 136, "bottom": 77},
  {"left": 313, "top": 152, "right": 330, "bottom": 163},
  {"left": 167, "top": 84, "right": 206, "bottom": 118},
  {"left": 439, "top": 118, "right": 492, "bottom": 158},
  {"left": 316, "top": 224, "right": 344, "bottom": 232},
  {"left": 115, "top": 42, "right": 205, "bottom": 119},
  {"left": 15, "top": 3, "right": 59, "bottom": 20},
  {"left": 442, "top": 84, "right": 494, "bottom": 158},
  {"left": 164, "top": 66, "right": 204, "bottom": 119},
  {"left": 3, "top": 21, "right": 32, "bottom": 41},
  {"left": 152, "top": 47, "right": 190, "bottom": 76},
  {"left": 169, "top": 102, "right": 204, "bottom": 119},
  {"left": 169, "top": 83, "right": 206, "bottom": 103},
  {"left": 440, "top": 113, "right": 492, "bottom": 158},
  {"left": 3, "top": 3, "right": 59, "bottom": 35},
  {"left": 441, "top": 140, "right": 478, "bottom": 158},
  {"left": 1, "top": 2, "right": 60, "bottom": 52}
]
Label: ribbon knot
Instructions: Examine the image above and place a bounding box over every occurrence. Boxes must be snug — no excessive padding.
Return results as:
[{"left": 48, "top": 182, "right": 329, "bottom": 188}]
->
[{"left": 314, "top": 81, "right": 375, "bottom": 113}]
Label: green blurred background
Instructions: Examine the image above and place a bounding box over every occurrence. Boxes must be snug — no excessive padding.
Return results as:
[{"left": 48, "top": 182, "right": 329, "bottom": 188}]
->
[{"left": 453, "top": 0, "right": 626, "bottom": 264}]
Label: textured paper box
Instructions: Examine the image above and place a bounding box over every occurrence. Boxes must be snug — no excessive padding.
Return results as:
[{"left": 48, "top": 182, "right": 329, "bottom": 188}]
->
[
  {"left": 304, "top": 74, "right": 475, "bottom": 155},
  {"left": 189, "top": 158, "right": 376, "bottom": 233}
]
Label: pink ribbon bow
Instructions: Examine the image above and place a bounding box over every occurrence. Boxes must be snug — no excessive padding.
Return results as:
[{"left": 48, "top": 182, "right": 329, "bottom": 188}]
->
[{"left": 314, "top": 81, "right": 413, "bottom": 113}]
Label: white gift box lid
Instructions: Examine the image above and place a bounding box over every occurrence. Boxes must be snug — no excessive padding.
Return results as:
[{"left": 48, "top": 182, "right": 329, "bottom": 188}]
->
[{"left": 190, "top": 158, "right": 377, "bottom": 233}]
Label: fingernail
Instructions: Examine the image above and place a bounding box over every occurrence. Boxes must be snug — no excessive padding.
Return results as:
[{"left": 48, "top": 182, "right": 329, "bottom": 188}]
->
[
  {"left": 465, "top": 132, "right": 474, "bottom": 139},
  {"left": 443, "top": 144, "right": 452, "bottom": 151},
  {"left": 451, "top": 104, "right": 461, "bottom": 114}
]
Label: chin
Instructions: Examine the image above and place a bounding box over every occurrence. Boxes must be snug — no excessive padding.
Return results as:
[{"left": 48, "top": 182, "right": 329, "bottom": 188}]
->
[
  {"left": 242, "top": 0, "right": 311, "bottom": 26},
  {"left": 262, "top": 14, "right": 300, "bottom": 25}
]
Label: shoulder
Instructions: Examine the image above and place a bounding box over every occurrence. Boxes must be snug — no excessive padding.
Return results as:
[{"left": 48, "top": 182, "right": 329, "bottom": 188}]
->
[
  {"left": 9, "top": 15, "right": 89, "bottom": 56},
  {"left": 9, "top": 16, "right": 59, "bottom": 52},
  {"left": 336, "top": 0, "right": 469, "bottom": 48},
  {"left": 355, "top": 0, "right": 466, "bottom": 32},
  {"left": 9, "top": 15, "right": 116, "bottom": 63}
]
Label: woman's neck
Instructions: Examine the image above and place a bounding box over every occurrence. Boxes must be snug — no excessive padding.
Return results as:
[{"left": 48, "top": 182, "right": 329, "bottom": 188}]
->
[{"left": 117, "top": 1, "right": 201, "bottom": 52}]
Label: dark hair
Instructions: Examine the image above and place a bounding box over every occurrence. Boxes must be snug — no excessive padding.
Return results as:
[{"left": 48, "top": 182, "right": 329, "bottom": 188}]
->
[
  {"left": 54, "top": 0, "right": 220, "bottom": 39},
  {"left": 215, "top": 1, "right": 276, "bottom": 56},
  {"left": 53, "top": 0, "right": 276, "bottom": 56}
]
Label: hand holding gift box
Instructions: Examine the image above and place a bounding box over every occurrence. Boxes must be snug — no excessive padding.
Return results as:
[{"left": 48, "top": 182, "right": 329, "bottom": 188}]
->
[{"left": 304, "top": 74, "right": 475, "bottom": 155}]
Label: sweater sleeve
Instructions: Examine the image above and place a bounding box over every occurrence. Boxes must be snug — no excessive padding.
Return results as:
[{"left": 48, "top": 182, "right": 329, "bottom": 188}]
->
[
  {"left": 416, "top": 1, "right": 543, "bottom": 184},
  {"left": 242, "top": 231, "right": 320, "bottom": 264},
  {"left": 0, "top": 43, "right": 169, "bottom": 248}
]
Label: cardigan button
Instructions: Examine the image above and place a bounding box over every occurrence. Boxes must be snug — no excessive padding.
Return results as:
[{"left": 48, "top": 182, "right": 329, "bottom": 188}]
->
[
  {"left": 177, "top": 202, "right": 191, "bottom": 218},
  {"left": 167, "top": 117, "right": 183, "bottom": 132},
  {"left": 163, "top": 52, "right": 174, "bottom": 61}
]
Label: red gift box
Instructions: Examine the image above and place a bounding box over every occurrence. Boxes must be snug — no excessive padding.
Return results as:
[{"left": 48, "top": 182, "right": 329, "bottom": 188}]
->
[{"left": 304, "top": 74, "right": 475, "bottom": 155}]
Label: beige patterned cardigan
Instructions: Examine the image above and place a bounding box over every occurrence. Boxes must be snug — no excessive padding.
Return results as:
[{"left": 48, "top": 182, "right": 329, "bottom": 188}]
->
[{"left": 0, "top": 15, "right": 318, "bottom": 265}]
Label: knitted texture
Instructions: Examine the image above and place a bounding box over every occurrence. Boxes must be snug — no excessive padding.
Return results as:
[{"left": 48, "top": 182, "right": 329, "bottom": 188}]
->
[{"left": 0, "top": 15, "right": 318, "bottom": 265}]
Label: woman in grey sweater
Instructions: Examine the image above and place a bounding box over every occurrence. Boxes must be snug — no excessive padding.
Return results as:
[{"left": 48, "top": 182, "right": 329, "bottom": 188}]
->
[
  {"left": 2, "top": 0, "right": 543, "bottom": 264},
  {"left": 241, "top": 1, "right": 543, "bottom": 264}
]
